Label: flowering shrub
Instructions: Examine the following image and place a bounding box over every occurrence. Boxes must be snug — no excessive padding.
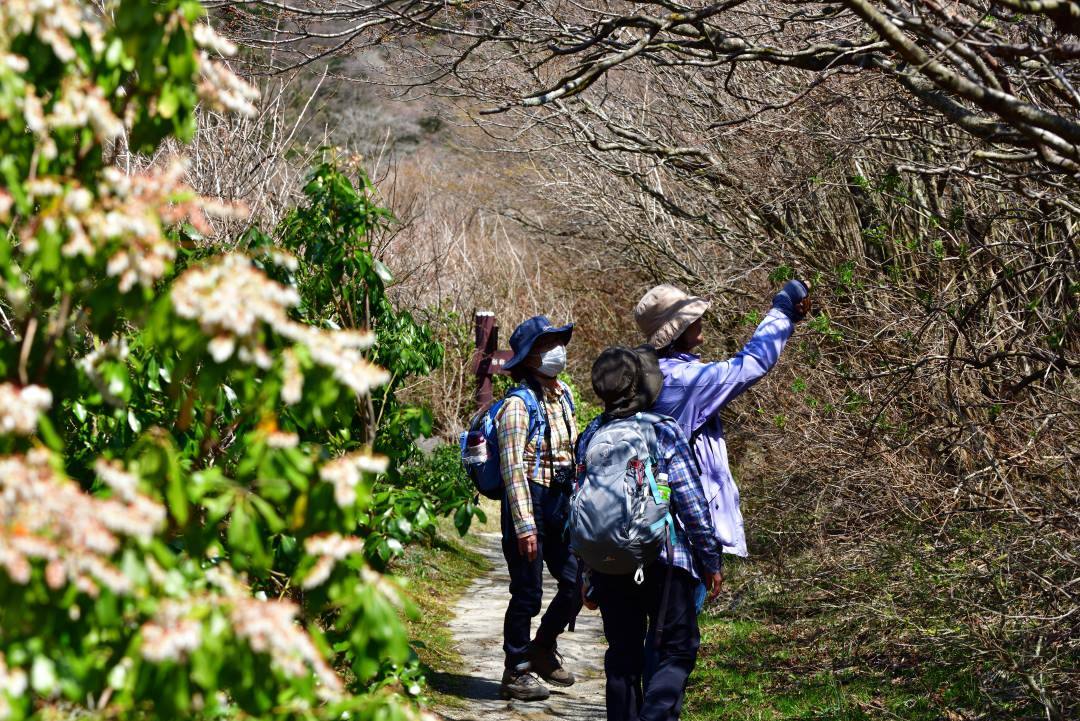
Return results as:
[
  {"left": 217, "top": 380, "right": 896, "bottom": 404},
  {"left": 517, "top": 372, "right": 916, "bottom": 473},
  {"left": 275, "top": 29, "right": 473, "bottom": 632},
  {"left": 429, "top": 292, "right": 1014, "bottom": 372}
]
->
[
  {"left": 0, "top": 2, "right": 441, "bottom": 719},
  {"left": 248, "top": 161, "right": 484, "bottom": 554}
]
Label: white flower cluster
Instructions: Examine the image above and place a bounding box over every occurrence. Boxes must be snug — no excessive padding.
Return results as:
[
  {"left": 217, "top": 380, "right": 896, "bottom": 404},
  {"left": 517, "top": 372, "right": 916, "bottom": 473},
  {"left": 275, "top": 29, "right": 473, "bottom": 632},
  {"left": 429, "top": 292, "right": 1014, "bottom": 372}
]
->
[
  {"left": 45, "top": 76, "right": 124, "bottom": 142},
  {"left": 268, "top": 249, "right": 300, "bottom": 272},
  {"left": 265, "top": 430, "right": 299, "bottom": 449},
  {"left": 0, "top": 383, "right": 51, "bottom": 435},
  {"left": 198, "top": 58, "right": 259, "bottom": 117},
  {"left": 281, "top": 324, "right": 390, "bottom": 398},
  {"left": 95, "top": 458, "right": 139, "bottom": 499},
  {"left": 1, "top": 0, "right": 104, "bottom": 66},
  {"left": 230, "top": 598, "right": 343, "bottom": 699},
  {"left": 301, "top": 533, "right": 365, "bottom": 589},
  {"left": 318, "top": 451, "right": 390, "bottom": 508},
  {"left": 0, "top": 652, "right": 28, "bottom": 721},
  {"left": 14, "top": 63, "right": 122, "bottom": 164},
  {"left": 281, "top": 349, "right": 303, "bottom": 405},
  {"left": 77, "top": 336, "right": 129, "bottom": 407},
  {"left": 96, "top": 163, "right": 184, "bottom": 292},
  {"left": 0, "top": 189, "right": 12, "bottom": 223},
  {"left": 17, "top": 160, "right": 243, "bottom": 294},
  {"left": 140, "top": 600, "right": 203, "bottom": 663},
  {"left": 0, "top": 450, "right": 165, "bottom": 597},
  {"left": 360, "top": 566, "right": 404, "bottom": 610},
  {"left": 172, "top": 253, "right": 300, "bottom": 368},
  {"left": 193, "top": 23, "right": 237, "bottom": 57},
  {"left": 204, "top": 564, "right": 249, "bottom": 600},
  {"left": 171, "top": 254, "right": 392, "bottom": 403},
  {"left": 2, "top": 53, "right": 29, "bottom": 73}
]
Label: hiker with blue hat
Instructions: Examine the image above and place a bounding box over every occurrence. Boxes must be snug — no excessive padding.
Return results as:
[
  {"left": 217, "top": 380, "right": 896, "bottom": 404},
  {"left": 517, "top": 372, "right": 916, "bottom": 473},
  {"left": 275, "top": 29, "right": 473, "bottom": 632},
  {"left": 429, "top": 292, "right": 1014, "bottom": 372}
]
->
[{"left": 494, "top": 315, "right": 581, "bottom": 701}]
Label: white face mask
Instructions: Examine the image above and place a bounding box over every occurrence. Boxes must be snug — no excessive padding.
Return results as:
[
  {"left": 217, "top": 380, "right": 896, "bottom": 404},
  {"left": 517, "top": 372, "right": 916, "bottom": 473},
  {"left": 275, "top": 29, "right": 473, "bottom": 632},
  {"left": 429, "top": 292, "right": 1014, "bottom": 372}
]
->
[{"left": 535, "top": 345, "right": 567, "bottom": 378}]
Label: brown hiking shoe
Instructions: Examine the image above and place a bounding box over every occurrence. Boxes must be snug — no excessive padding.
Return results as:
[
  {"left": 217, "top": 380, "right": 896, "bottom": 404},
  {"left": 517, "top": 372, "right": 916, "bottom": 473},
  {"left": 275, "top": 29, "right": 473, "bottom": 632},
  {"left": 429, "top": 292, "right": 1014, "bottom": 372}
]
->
[
  {"left": 527, "top": 643, "right": 575, "bottom": 687},
  {"left": 500, "top": 668, "right": 550, "bottom": 701}
]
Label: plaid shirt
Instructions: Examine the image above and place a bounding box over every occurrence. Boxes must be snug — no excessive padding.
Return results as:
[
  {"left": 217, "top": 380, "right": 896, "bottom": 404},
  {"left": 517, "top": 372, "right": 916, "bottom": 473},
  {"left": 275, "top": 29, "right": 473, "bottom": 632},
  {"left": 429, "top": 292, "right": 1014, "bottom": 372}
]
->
[
  {"left": 578, "top": 415, "right": 722, "bottom": 579},
  {"left": 497, "top": 382, "right": 577, "bottom": 538}
]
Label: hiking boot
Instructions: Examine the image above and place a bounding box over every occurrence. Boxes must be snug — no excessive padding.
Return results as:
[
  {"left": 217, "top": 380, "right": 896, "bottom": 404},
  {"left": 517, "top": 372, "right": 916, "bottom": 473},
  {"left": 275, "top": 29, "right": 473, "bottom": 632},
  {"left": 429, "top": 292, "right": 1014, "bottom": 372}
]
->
[
  {"left": 527, "top": 643, "right": 575, "bottom": 687},
  {"left": 500, "top": 668, "right": 550, "bottom": 701}
]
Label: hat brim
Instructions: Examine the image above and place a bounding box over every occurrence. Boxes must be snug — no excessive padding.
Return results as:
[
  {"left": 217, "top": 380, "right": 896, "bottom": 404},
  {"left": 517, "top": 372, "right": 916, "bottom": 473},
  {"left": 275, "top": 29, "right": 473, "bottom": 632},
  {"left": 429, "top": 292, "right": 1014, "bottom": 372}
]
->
[
  {"left": 647, "top": 298, "right": 710, "bottom": 349},
  {"left": 502, "top": 323, "right": 574, "bottom": 370}
]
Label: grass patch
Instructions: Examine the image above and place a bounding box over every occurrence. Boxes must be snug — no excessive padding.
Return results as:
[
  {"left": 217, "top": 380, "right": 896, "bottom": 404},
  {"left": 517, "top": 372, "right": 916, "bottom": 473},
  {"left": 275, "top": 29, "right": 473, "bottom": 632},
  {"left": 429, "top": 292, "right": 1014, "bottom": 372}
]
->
[
  {"left": 687, "top": 617, "right": 940, "bottom": 721},
  {"left": 685, "top": 553, "right": 1033, "bottom": 721},
  {"left": 391, "top": 507, "right": 498, "bottom": 706}
]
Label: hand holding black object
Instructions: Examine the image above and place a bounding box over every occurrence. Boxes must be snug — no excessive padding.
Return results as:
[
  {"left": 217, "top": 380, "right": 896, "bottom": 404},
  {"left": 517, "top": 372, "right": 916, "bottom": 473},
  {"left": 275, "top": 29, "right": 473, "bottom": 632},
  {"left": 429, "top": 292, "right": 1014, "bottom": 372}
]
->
[
  {"left": 795, "top": 292, "right": 812, "bottom": 320},
  {"left": 771, "top": 279, "right": 812, "bottom": 321}
]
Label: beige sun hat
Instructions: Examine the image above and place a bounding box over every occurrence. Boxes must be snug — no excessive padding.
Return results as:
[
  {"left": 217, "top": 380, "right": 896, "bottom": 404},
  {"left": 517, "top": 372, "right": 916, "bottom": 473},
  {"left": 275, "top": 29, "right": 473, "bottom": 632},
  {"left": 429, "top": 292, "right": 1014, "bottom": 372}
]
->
[{"left": 634, "top": 284, "right": 711, "bottom": 349}]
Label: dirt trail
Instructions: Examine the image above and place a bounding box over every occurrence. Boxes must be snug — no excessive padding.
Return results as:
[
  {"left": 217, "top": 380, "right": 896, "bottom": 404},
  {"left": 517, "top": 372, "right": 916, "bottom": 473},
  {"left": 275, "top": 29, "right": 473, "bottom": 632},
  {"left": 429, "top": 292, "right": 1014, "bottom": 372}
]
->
[{"left": 433, "top": 532, "right": 607, "bottom": 721}]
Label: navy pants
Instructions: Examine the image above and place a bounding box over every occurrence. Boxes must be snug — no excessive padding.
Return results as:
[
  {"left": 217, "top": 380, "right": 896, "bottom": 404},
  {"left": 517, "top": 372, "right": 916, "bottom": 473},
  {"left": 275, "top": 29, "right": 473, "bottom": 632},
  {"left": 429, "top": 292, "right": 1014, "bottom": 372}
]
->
[
  {"left": 592, "top": 564, "right": 700, "bottom": 721},
  {"left": 502, "top": 480, "right": 581, "bottom": 670}
]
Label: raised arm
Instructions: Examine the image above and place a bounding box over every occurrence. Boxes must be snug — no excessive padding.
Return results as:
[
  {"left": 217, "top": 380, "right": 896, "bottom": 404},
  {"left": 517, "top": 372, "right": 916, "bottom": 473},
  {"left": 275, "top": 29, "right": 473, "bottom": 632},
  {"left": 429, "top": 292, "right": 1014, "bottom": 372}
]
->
[{"left": 674, "top": 280, "right": 809, "bottom": 426}]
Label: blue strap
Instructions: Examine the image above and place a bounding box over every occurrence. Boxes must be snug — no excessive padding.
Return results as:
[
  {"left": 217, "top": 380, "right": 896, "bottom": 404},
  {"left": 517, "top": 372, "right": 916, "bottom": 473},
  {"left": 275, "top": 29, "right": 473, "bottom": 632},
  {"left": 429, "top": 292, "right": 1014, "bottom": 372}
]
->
[
  {"left": 648, "top": 514, "right": 677, "bottom": 551},
  {"left": 644, "top": 461, "right": 663, "bottom": 504},
  {"left": 510, "top": 386, "right": 548, "bottom": 479},
  {"left": 649, "top": 515, "right": 676, "bottom": 539}
]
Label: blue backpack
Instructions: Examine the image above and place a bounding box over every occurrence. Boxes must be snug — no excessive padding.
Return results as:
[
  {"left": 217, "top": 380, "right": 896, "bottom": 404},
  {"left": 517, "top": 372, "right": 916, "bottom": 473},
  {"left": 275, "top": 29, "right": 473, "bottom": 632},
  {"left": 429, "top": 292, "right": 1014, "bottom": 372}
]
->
[{"left": 460, "top": 384, "right": 575, "bottom": 500}]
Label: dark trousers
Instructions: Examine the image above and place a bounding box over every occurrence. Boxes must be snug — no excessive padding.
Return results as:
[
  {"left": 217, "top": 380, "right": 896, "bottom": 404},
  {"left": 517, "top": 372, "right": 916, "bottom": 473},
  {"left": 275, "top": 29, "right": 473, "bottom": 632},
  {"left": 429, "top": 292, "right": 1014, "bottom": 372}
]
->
[
  {"left": 502, "top": 480, "right": 581, "bottom": 670},
  {"left": 592, "top": 564, "right": 701, "bottom": 721}
]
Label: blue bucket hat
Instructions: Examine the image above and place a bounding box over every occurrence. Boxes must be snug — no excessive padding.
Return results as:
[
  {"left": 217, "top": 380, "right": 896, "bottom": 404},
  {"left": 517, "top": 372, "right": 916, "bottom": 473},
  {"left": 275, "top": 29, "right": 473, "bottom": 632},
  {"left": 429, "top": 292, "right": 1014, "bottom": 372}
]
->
[{"left": 503, "top": 315, "right": 574, "bottom": 371}]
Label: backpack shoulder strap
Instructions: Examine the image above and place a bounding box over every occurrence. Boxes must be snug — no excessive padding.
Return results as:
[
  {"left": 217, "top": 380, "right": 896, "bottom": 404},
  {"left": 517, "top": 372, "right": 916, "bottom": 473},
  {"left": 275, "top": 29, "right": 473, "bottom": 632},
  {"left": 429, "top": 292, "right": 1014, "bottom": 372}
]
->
[
  {"left": 637, "top": 411, "right": 676, "bottom": 427},
  {"left": 508, "top": 385, "right": 550, "bottom": 479},
  {"left": 507, "top": 385, "right": 545, "bottom": 437},
  {"left": 558, "top": 381, "right": 576, "bottom": 413},
  {"left": 576, "top": 415, "right": 603, "bottom": 459},
  {"left": 508, "top": 385, "right": 548, "bottom": 452}
]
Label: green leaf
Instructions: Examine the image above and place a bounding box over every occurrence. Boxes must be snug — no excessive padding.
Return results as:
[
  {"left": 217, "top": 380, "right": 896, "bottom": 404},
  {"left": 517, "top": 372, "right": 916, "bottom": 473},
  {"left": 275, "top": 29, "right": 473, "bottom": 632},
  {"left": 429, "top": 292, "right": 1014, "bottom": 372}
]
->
[
  {"left": 127, "top": 409, "right": 142, "bottom": 434},
  {"left": 373, "top": 258, "right": 394, "bottom": 283},
  {"left": 454, "top": 503, "right": 473, "bottom": 536},
  {"left": 167, "top": 467, "right": 189, "bottom": 525},
  {"left": 158, "top": 84, "right": 179, "bottom": 119},
  {"left": 250, "top": 495, "right": 285, "bottom": 533},
  {"left": 105, "top": 38, "right": 124, "bottom": 67},
  {"left": 36, "top": 415, "right": 63, "bottom": 451}
]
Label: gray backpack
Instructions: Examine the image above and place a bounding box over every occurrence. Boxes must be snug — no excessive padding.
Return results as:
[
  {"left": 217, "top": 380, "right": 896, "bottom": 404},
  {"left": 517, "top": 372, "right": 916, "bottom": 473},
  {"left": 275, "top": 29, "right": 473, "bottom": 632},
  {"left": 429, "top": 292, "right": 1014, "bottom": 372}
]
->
[{"left": 569, "top": 412, "right": 675, "bottom": 583}]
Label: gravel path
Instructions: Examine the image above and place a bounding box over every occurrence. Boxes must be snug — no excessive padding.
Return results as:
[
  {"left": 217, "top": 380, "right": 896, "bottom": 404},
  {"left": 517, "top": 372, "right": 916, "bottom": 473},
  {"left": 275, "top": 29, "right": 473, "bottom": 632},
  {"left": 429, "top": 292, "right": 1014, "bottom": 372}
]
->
[{"left": 432, "top": 532, "right": 607, "bottom": 721}]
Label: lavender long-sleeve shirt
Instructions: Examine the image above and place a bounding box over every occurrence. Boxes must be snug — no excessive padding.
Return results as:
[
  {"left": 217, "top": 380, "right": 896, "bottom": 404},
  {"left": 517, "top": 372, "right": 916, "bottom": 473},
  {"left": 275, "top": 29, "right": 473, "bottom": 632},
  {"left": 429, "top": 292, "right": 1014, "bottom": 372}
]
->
[{"left": 651, "top": 308, "right": 795, "bottom": 556}]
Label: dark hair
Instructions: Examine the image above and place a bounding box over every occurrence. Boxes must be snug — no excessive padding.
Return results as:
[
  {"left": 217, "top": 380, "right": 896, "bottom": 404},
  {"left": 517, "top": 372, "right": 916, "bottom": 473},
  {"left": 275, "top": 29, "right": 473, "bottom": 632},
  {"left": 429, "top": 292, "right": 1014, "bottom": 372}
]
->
[
  {"left": 510, "top": 365, "right": 545, "bottom": 389},
  {"left": 509, "top": 365, "right": 549, "bottom": 397}
]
